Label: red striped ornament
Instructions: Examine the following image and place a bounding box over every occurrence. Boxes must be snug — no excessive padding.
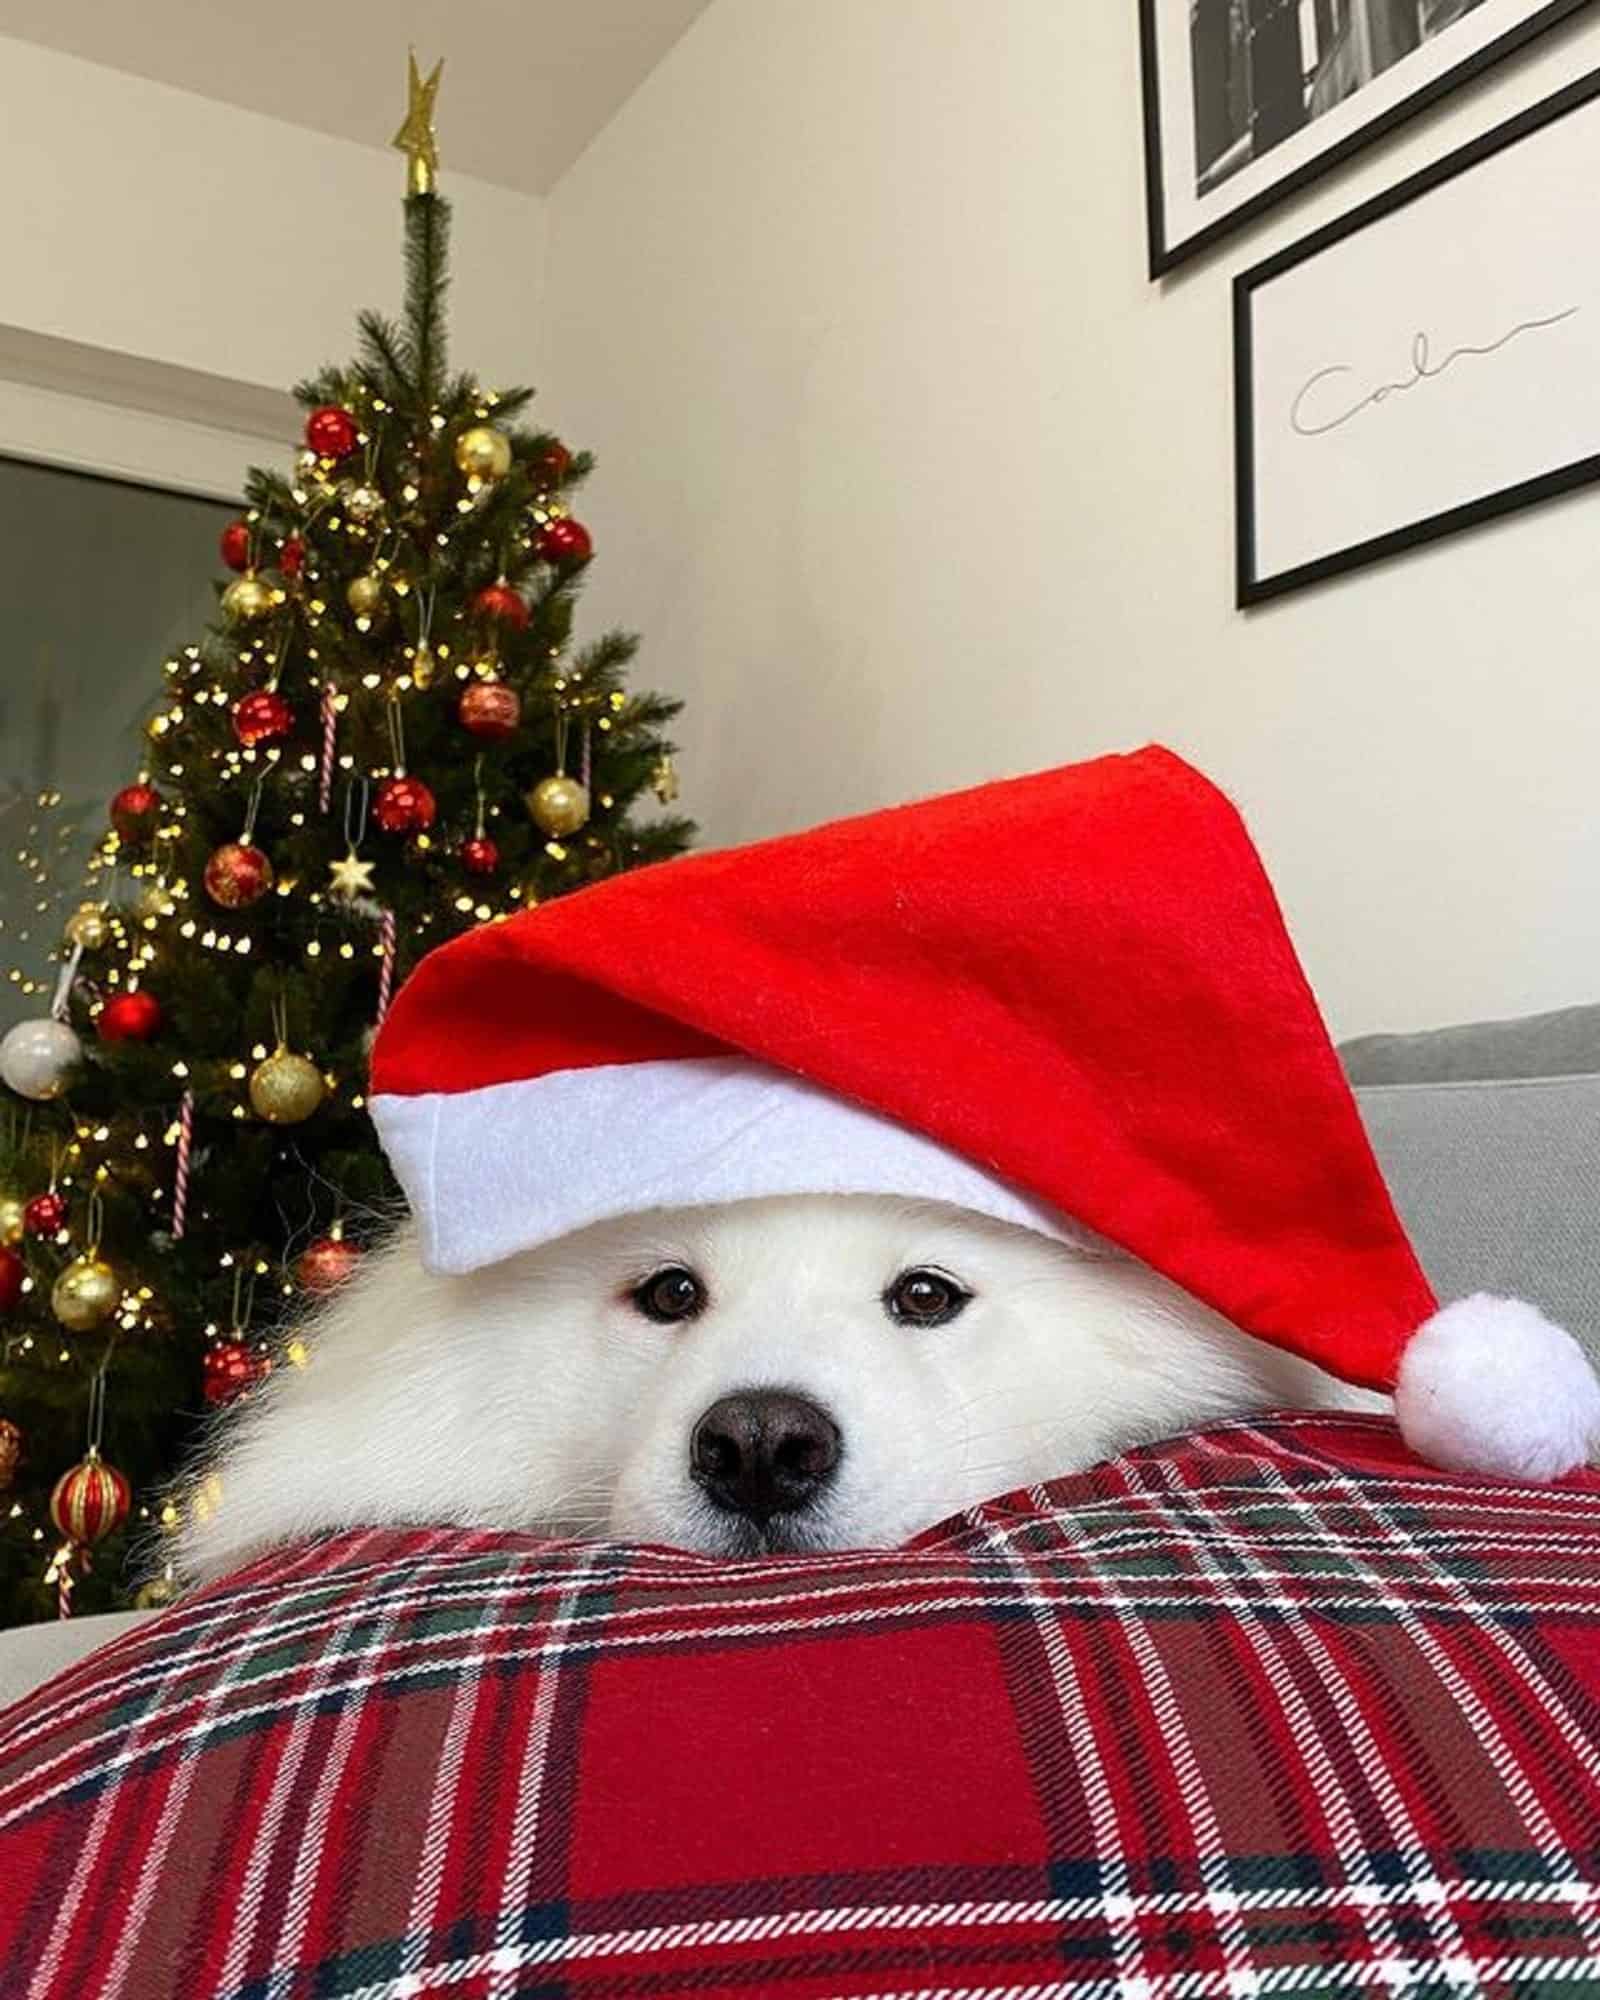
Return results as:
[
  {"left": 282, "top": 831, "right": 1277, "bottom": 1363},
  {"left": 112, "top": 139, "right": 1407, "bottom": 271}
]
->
[{"left": 49, "top": 1448, "right": 130, "bottom": 1547}]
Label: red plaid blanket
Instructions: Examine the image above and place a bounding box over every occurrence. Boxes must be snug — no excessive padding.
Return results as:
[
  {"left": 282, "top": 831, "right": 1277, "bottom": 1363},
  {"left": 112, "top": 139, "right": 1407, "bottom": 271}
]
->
[{"left": 2, "top": 1416, "right": 1598, "bottom": 1999}]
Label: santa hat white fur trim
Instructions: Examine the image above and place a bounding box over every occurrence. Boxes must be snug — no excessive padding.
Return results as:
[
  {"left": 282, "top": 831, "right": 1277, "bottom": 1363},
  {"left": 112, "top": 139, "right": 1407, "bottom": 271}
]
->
[
  {"left": 372, "top": 1054, "right": 1103, "bottom": 1276},
  {"left": 1394, "top": 1294, "right": 1600, "bottom": 1483}
]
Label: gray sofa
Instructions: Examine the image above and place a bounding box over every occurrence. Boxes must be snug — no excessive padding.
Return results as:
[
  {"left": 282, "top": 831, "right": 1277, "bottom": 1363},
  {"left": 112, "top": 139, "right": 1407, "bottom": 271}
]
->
[{"left": 3, "top": 999, "right": 1595, "bottom": 1709}]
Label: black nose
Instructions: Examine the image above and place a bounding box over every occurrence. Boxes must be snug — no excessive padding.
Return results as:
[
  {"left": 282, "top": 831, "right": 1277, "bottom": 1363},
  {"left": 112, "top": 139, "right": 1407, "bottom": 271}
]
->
[{"left": 690, "top": 1390, "right": 841, "bottom": 1521}]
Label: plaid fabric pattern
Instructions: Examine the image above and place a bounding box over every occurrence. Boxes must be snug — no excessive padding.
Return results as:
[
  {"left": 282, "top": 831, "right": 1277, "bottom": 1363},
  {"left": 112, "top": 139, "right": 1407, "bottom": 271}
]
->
[{"left": 2, "top": 1415, "right": 1597, "bottom": 1999}]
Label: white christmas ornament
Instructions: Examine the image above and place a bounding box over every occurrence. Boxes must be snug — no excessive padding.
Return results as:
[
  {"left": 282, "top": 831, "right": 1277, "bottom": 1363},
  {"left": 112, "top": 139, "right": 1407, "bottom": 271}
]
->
[{"left": 0, "top": 1017, "right": 83, "bottom": 1101}]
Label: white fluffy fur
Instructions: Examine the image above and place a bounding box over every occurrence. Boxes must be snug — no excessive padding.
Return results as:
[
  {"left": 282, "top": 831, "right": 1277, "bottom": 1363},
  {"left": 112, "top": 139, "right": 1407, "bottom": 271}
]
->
[
  {"left": 1394, "top": 1293, "right": 1600, "bottom": 1482},
  {"left": 177, "top": 1194, "right": 1379, "bottom": 1584}
]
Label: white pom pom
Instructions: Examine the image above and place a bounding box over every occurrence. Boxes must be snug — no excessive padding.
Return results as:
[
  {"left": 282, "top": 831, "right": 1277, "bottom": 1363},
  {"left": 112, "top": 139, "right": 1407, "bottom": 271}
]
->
[{"left": 1395, "top": 1294, "right": 1600, "bottom": 1482}]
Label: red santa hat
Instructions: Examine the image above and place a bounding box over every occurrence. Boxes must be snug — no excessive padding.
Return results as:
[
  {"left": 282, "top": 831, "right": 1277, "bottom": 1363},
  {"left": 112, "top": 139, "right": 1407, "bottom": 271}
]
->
[{"left": 370, "top": 747, "right": 1599, "bottom": 1484}]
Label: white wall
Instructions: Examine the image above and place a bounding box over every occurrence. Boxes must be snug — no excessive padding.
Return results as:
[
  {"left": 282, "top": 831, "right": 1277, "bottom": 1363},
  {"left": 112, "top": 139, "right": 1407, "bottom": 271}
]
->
[
  {"left": 541, "top": 0, "right": 1600, "bottom": 1037},
  {"left": 0, "top": 36, "right": 547, "bottom": 493}
]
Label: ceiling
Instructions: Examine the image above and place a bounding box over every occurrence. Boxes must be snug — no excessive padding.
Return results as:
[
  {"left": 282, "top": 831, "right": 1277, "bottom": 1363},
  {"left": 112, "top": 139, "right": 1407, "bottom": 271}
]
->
[{"left": 0, "top": 0, "right": 712, "bottom": 194}]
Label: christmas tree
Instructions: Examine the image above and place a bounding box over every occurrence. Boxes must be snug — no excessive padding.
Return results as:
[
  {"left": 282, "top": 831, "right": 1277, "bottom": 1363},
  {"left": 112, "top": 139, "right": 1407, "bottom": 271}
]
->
[{"left": 0, "top": 58, "right": 692, "bottom": 1627}]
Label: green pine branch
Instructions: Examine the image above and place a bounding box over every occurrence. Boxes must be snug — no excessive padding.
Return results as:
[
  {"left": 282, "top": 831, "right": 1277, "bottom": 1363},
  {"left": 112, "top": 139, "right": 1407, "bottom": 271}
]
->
[
  {"left": 403, "top": 192, "right": 450, "bottom": 404},
  {"left": 355, "top": 310, "right": 416, "bottom": 406}
]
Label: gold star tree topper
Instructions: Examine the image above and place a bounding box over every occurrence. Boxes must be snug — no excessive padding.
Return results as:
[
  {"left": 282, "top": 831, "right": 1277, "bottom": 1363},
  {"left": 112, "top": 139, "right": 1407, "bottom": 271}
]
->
[{"left": 393, "top": 50, "right": 444, "bottom": 195}]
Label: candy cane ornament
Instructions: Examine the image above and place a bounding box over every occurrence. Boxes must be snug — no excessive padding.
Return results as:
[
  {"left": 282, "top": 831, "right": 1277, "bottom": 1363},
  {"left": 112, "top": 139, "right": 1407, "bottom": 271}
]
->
[
  {"left": 318, "top": 685, "right": 339, "bottom": 815},
  {"left": 376, "top": 909, "right": 397, "bottom": 1024},
  {"left": 172, "top": 1090, "right": 194, "bottom": 1239}
]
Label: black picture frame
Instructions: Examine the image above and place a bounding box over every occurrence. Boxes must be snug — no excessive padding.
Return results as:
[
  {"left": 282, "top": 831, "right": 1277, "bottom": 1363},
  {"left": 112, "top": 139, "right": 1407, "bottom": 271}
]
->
[
  {"left": 1141, "top": 0, "right": 1591, "bottom": 279},
  {"left": 1234, "top": 62, "right": 1600, "bottom": 605}
]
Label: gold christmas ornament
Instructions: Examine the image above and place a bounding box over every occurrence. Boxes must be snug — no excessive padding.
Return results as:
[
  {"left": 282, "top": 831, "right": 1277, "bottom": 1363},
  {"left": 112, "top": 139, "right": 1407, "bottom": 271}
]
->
[
  {"left": 133, "top": 1575, "right": 179, "bottom": 1610},
  {"left": 64, "top": 901, "right": 111, "bottom": 951},
  {"left": 650, "top": 755, "right": 681, "bottom": 805},
  {"left": 345, "top": 483, "right": 385, "bottom": 524},
  {"left": 222, "top": 574, "right": 277, "bottom": 624},
  {"left": 454, "top": 425, "right": 512, "bottom": 480},
  {"left": 249, "top": 1045, "right": 326, "bottom": 1124},
  {"left": 410, "top": 639, "right": 437, "bottom": 689},
  {"left": 346, "top": 572, "right": 385, "bottom": 616},
  {"left": 52, "top": 1254, "right": 121, "bottom": 1333},
  {"left": 528, "top": 773, "right": 591, "bottom": 837},
  {"left": 133, "top": 878, "right": 171, "bottom": 922},
  {"left": 0, "top": 1197, "right": 23, "bottom": 1246},
  {"left": 392, "top": 49, "right": 444, "bottom": 197}
]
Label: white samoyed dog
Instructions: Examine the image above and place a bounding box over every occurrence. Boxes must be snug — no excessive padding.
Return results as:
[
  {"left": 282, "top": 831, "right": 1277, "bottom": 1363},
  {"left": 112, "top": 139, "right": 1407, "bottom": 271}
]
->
[{"left": 179, "top": 1193, "right": 1378, "bottom": 1583}]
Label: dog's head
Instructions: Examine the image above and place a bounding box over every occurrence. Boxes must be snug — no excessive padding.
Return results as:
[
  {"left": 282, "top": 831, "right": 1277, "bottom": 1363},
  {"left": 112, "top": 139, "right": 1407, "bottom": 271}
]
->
[{"left": 178, "top": 1194, "right": 1357, "bottom": 1580}]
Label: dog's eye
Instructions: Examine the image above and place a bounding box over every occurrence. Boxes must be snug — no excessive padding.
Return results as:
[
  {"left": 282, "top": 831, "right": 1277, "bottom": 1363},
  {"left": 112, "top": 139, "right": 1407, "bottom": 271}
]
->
[
  {"left": 631, "top": 1265, "right": 706, "bottom": 1324},
  {"left": 884, "top": 1267, "right": 971, "bottom": 1328}
]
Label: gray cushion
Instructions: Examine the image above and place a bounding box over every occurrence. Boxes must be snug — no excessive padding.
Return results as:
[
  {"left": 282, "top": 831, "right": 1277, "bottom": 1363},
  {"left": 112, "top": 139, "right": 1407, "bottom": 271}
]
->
[
  {"left": 1342, "top": 1002, "right": 1600, "bottom": 1085},
  {"left": 0, "top": 1609, "right": 151, "bottom": 1712},
  {"left": 1353, "top": 1072, "right": 1600, "bottom": 1368}
]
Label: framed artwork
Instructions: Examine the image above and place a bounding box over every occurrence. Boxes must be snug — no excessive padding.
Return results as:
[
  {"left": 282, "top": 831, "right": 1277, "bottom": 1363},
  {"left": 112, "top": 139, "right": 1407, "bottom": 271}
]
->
[
  {"left": 1140, "top": 0, "right": 1591, "bottom": 276},
  {"left": 1234, "top": 67, "right": 1600, "bottom": 603}
]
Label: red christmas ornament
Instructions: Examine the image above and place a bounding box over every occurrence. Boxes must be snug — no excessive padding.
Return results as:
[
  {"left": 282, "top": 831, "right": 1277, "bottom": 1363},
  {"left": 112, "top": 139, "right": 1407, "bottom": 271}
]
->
[
  {"left": 460, "top": 835, "right": 500, "bottom": 877},
  {"left": 50, "top": 1449, "right": 130, "bottom": 1544},
  {"left": 204, "top": 841, "right": 275, "bottom": 909},
  {"left": 219, "top": 520, "right": 252, "bottom": 572},
  {"left": 295, "top": 1233, "right": 362, "bottom": 1294},
  {"left": 537, "top": 516, "right": 592, "bottom": 565},
  {"left": 0, "top": 1247, "right": 23, "bottom": 1312},
  {"left": 536, "top": 440, "right": 572, "bottom": 487},
  {"left": 305, "top": 404, "right": 360, "bottom": 460},
  {"left": 99, "top": 990, "right": 162, "bottom": 1044},
  {"left": 109, "top": 783, "right": 161, "bottom": 843},
  {"left": 472, "top": 581, "right": 529, "bottom": 631},
  {"left": 373, "top": 775, "right": 437, "bottom": 834},
  {"left": 278, "top": 534, "right": 306, "bottom": 579},
  {"left": 23, "top": 1191, "right": 67, "bottom": 1238},
  {"left": 233, "top": 688, "right": 295, "bottom": 748},
  {"left": 457, "top": 680, "right": 521, "bottom": 741},
  {"left": 203, "top": 1340, "right": 269, "bottom": 1406},
  {"left": 0, "top": 1416, "right": 20, "bottom": 1490}
]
